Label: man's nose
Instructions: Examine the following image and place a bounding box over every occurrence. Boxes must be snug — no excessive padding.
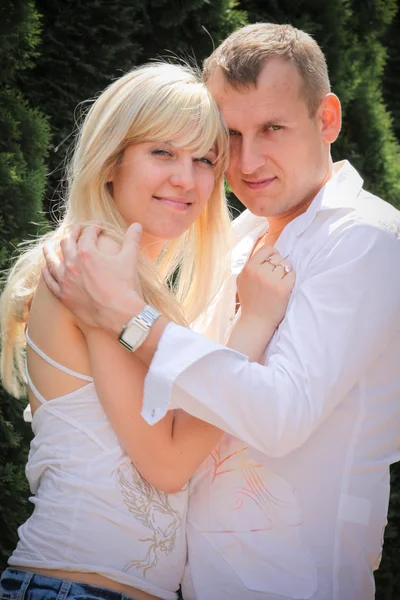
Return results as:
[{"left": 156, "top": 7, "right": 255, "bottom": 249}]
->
[{"left": 239, "top": 138, "right": 265, "bottom": 175}]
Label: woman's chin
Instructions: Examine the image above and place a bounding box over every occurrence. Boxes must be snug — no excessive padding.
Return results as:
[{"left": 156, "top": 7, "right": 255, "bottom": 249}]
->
[
  {"left": 139, "top": 227, "right": 189, "bottom": 260},
  {"left": 142, "top": 225, "right": 192, "bottom": 243}
]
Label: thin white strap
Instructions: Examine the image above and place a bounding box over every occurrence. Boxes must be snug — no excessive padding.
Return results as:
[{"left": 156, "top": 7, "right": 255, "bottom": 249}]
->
[
  {"left": 25, "top": 328, "right": 92, "bottom": 382},
  {"left": 25, "top": 363, "right": 46, "bottom": 405}
]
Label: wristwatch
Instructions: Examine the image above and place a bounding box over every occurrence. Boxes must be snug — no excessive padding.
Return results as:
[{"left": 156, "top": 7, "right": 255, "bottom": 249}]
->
[{"left": 118, "top": 305, "right": 161, "bottom": 352}]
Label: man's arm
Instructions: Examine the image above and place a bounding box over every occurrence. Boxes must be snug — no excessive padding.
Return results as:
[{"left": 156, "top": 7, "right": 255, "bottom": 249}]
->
[
  {"left": 42, "top": 223, "right": 163, "bottom": 343},
  {"left": 140, "top": 223, "right": 400, "bottom": 456},
  {"left": 43, "top": 222, "right": 400, "bottom": 456},
  {"left": 42, "top": 223, "right": 293, "bottom": 366}
]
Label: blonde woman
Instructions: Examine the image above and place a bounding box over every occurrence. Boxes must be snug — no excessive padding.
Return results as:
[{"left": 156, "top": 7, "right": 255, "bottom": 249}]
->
[{"left": 0, "top": 63, "right": 294, "bottom": 600}]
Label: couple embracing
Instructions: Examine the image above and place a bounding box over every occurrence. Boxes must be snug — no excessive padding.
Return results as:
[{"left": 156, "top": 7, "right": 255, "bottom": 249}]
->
[{"left": 1, "top": 22, "right": 399, "bottom": 600}]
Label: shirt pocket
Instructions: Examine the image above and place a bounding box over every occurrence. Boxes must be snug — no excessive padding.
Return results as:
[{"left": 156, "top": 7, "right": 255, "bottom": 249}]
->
[{"left": 188, "top": 441, "right": 318, "bottom": 598}]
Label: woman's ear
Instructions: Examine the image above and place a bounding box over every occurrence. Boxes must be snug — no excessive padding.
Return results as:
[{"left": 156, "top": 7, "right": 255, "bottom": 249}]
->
[
  {"left": 106, "top": 181, "right": 114, "bottom": 196},
  {"left": 107, "top": 164, "right": 115, "bottom": 185},
  {"left": 106, "top": 163, "right": 116, "bottom": 195},
  {"left": 318, "top": 93, "right": 342, "bottom": 144}
]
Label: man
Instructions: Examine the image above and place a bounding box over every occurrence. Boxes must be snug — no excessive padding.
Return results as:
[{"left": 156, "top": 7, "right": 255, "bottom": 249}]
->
[{"left": 44, "top": 24, "right": 400, "bottom": 600}]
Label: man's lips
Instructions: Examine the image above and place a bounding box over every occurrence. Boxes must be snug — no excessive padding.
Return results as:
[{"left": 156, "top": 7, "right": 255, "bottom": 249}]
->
[
  {"left": 243, "top": 177, "right": 276, "bottom": 190},
  {"left": 153, "top": 196, "right": 192, "bottom": 210}
]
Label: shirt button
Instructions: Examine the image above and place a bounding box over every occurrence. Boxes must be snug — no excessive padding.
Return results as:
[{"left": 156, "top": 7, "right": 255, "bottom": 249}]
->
[{"left": 237, "top": 258, "right": 246, "bottom": 265}]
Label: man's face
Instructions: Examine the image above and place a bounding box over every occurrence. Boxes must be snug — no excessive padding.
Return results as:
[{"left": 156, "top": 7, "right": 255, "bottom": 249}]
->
[{"left": 208, "top": 59, "right": 331, "bottom": 217}]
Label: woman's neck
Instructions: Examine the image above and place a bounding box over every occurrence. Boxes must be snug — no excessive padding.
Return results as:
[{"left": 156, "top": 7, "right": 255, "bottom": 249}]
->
[{"left": 140, "top": 233, "right": 165, "bottom": 262}]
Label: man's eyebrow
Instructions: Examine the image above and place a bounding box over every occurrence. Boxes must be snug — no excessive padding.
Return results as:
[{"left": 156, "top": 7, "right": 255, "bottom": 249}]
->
[{"left": 227, "top": 116, "right": 289, "bottom": 134}]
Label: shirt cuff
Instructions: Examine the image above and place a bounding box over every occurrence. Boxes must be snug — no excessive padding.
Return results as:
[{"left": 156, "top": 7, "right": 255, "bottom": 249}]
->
[
  {"left": 23, "top": 403, "right": 32, "bottom": 422},
  {"left": 142, "top": 322, "right": 229, "bottom": 424}
]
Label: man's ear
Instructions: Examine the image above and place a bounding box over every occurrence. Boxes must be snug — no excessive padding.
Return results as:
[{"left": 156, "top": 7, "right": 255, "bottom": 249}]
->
[{"left": 318, "top": 93, "right": 342, "bottom": 144}]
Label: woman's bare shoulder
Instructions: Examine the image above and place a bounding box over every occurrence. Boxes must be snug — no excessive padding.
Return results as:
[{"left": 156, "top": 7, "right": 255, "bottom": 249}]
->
[{"left": 27, "top": 274, "right": 91, "bottom": 378}]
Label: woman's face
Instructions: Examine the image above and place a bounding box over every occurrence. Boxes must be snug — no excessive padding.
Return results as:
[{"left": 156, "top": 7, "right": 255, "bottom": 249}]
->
[{"left": 110, "top": 140, "right": 218, "bottom": 256}]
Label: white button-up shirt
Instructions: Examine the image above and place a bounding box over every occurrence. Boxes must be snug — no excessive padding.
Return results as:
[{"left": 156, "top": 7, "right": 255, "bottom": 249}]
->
[{"left": 142, "top": 161, "right": 400, "bottom": 600}]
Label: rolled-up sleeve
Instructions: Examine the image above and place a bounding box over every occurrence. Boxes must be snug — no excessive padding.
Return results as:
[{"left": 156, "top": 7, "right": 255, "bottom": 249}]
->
[{"left": 142, "top": 224, "right": 400, "bottom": 456}]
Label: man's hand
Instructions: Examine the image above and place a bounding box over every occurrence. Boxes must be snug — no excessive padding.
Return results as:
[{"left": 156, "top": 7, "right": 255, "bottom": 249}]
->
[{"left": 42, "top": 223, "right": 145, "bottom": 336}]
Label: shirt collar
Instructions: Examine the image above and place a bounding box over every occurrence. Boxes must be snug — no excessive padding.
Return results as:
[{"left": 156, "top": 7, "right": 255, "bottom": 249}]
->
[{"left": 231, "top": 160, "right": 364, "bottom": 264}]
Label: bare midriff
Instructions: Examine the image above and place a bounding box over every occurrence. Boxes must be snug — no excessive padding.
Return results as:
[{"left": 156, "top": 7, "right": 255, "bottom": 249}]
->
[{"left": 13, "top": 567, "right": 162, "bottom": 600}]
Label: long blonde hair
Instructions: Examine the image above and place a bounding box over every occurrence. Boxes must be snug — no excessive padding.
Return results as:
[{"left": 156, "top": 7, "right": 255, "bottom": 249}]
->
[{"left": 0, "top": 62, "right": 231, "bottom": 397}]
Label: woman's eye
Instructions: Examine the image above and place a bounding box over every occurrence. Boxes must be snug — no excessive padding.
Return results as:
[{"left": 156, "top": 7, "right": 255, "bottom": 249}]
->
[
  {"left": 229, "top": 129, "right": 240, "bottom": 136},
  {"left": 151, "top": 149, "right": 172, "bottom": 157}
]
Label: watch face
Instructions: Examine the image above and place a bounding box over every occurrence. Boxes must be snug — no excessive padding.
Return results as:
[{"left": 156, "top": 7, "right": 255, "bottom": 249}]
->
[{"left": 122, "top": 324, "right": 147, "bottom": 351}]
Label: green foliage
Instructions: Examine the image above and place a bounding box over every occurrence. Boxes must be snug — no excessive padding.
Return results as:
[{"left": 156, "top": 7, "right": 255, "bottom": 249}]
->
[
  {"left": 374, "top": 463, "right": 400, "bottom": 599},
  {"left": 0, "top": 394, "right": 33, "bottom": 568},
  {"left": 0, "top": 88, "right": 49, "bottom": 254},
  {"left": 383, "top": 8, "right": 400, "bottom": 141},
  {"left": 136, "top": 0, "right": 247, "bottom": 64},
  {"left": 0, "top": 0, "right": 41, "bottom": 81},
  {"left": 329, "top": 0, "right": 400, "bottom": 207},
  {"left": 0, "top": 0, "right": 50, "bottom": 569}
]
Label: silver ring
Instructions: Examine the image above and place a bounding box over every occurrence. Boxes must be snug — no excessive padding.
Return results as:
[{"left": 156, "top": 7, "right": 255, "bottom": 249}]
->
[{"left": 262, "top": 255, "right": 278, "bottom": 267}]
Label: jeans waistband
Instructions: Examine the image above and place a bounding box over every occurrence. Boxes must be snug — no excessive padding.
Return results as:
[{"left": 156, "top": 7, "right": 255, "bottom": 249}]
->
[{"left": 0, "top": 568, "right": 138, "bottom": 600}]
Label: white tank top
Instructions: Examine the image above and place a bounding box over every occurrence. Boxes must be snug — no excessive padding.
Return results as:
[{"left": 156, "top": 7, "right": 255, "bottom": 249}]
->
[{"left": 9, "top": 329, "right": 188, "bottom": 600}]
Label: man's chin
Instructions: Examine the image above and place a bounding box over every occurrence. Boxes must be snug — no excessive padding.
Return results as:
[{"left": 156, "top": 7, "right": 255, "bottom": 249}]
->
[{"left": 241, "top": 200, "right": 277, "bottom": 218}]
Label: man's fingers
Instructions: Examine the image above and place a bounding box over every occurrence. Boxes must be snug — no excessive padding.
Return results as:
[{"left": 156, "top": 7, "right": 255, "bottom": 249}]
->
[
  {"left": 42, "top": 266, "right": 61, "bottom": 298},
  {"left": 43, "top": 242, "right": 65, "bottom": 283},
  {"left": 122, "top": 223, "right": 142, "bottom": 260},
  {"left": 77, "top": 225, "right": 103, "bottom": 257},
  {"left": 59, "top": 224, "right": 83, "bottom": 263},
  {"left": 69, "top": 224, "right": 83, "bottom": 242}
]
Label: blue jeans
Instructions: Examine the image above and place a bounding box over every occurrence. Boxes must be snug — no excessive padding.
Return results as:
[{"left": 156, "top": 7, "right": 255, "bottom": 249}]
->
[{"left": 0, "top": 569, "right": 139, "bottom": 600}]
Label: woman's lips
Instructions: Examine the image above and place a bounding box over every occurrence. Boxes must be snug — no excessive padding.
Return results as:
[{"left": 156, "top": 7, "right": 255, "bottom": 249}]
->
[{"left": 153, "top": 196, "right": 192, "bottom": 211}]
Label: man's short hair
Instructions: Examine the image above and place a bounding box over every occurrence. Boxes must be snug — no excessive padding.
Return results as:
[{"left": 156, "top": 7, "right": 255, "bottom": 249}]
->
[{"left": 203, "top": 23, "right": 331, "bottom": 116}]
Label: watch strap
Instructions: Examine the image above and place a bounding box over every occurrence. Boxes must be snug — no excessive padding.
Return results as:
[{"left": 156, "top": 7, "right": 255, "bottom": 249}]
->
[{"left": 118, "top": 305, "right": 160, "bottom": 352}]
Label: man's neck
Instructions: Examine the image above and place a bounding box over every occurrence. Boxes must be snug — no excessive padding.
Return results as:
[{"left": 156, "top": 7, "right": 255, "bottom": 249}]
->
[{"left": 265, "top": 167, "right": 333, "bottom": 246}]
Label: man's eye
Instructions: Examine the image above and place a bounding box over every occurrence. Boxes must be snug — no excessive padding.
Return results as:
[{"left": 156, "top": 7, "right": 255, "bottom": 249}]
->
[
  {"left": 266, "top": 125, "right": 282, "bottom": 132},
  {"left": 195, "top": 157, "right": 214, "bottom": 167}
]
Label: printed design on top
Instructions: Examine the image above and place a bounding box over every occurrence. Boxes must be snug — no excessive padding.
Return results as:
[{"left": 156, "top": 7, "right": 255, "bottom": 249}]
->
[
  {"left": 118, "top": 466, "right": 182, "bottom": 575},
  {"left": 207, "top": 440, "right": 302, "bottom": 529},
  {"left": 187, "top": 436, "right": 318, "bottom": 597}
]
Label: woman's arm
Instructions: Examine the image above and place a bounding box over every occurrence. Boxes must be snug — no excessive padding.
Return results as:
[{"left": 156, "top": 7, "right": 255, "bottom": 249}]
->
[
  {"left": 85, "top": 236, "right": 294, "bottom": 494},
  {"left": 86, "top": 327, "right": 220, "bottom": 493},
  {"left": 83, "top": 235, "right": 221, "bottom": 493},
  {"left": 226, "top": 246, "right": 294, "bottom": 361}
]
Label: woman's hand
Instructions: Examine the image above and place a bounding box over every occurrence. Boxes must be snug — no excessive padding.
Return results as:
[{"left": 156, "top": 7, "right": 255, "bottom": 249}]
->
[
  {"left": 227, "top": 245, "right": 295, "bottom": 361},
  {"left": 237, "top": 244, "right": 295, "bottom": 327}
]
